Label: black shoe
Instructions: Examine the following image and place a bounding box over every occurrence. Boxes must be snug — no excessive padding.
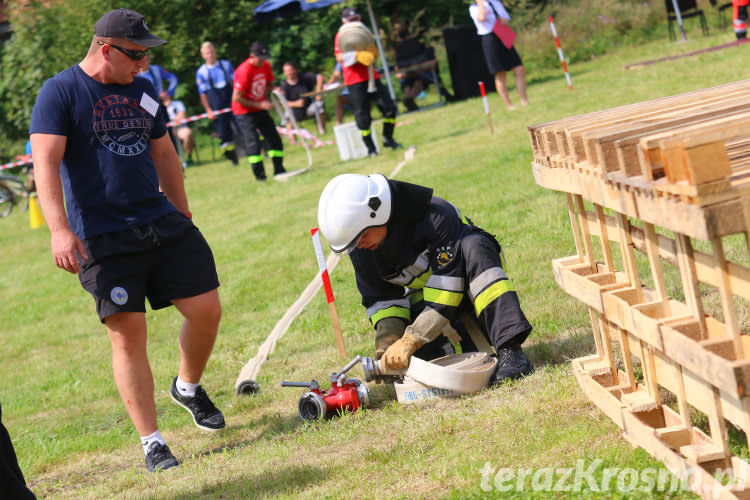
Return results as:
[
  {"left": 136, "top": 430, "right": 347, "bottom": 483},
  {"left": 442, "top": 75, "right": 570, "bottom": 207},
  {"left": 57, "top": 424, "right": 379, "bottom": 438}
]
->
[
  {"left": 490, "top": 346, "right": 533, "bottom": 385},
  {"left": 382, "top": 138, "right": 402, "bottom": 150},
  {"left": 367, "top": 149, "right": 378, "bottom": 157},
  {"left": 145, "top": 442, "right": 179, "bottom": 472},
  {"left": 251, "top": 163, "right": 266, "bottom": 181},
  {"left": 273, "top": 166, "right": 287, "bottom": 177},
  {"left": 170, "top": 377, "right": 226, "bottom": 432},
  {"left": 403, "top": 97, "right": 419, "bottom": 112},
  {"left": 223, "top": 148, "right": 238, "bottom": 166}
]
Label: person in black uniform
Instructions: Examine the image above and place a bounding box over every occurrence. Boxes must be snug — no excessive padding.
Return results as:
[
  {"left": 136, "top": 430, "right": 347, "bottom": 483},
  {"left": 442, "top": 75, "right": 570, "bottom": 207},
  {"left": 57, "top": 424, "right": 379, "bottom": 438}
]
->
[
  {"left": 318, "top": 173, "right": 533, "bottom": 385},
  {"left": 1, "top": 403, "right": 36, "bottom": 499}
]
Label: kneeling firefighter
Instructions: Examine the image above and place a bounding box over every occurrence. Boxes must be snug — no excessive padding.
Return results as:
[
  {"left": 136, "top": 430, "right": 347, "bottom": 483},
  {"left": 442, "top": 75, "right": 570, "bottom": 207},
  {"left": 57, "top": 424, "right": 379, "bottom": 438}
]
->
[{"left": 317, "top": 173, "right": 534, "bottom": 385}]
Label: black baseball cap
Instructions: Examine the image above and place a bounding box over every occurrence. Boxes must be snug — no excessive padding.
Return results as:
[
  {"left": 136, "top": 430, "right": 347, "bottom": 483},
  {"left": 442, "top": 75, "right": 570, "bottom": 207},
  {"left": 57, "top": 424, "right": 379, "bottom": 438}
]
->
[
  {"left": 342, "top": 7, "right": 360, "bottom": 20},
  {"left": 250, "top": 42, "right": 270, "bottom": 59},
  {"left": 94, "top": 9, "right": 167, "bottom": 48}
]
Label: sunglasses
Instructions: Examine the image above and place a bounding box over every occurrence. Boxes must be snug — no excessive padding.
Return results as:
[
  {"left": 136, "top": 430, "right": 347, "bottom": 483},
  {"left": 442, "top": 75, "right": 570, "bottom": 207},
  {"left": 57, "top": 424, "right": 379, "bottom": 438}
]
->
[{"left": 97, "top": 41, "right": 148, "bottom": 61}]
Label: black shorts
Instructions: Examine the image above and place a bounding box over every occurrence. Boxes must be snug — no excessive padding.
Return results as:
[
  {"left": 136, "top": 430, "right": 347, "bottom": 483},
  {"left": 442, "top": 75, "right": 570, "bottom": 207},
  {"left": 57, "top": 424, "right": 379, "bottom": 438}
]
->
[
  {"left": 480, "top": 33, "right": 523, "bottom": 74},
  {"left": 78, "top": 211, "right": 220, "bottom": 322}
]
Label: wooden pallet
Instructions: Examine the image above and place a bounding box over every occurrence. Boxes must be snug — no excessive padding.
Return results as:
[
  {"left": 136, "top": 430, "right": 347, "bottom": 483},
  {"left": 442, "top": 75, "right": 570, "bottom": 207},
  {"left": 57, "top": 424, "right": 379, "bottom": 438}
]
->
[{"left": 531, "top": 80, "right": 750, "bottom": 499}]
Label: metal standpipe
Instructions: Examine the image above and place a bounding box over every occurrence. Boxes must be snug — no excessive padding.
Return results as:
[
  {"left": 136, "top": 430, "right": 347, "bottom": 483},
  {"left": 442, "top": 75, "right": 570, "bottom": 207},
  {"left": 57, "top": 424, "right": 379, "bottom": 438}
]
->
[
  {"left": 670, "top": 0, "right": 688, "bottom": 41},
  {"left": 331, "top": 354, "right": 362, "bottom": 385},
  {"left": 365, "top": 0, "right": 396, "bottom": 101}
]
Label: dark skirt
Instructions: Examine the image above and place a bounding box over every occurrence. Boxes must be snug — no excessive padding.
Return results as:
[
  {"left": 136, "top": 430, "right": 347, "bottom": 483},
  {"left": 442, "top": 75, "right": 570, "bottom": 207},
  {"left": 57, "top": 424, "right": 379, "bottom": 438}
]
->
[{"left": 480, "top": 32, "right": 523, "bottom": 74}]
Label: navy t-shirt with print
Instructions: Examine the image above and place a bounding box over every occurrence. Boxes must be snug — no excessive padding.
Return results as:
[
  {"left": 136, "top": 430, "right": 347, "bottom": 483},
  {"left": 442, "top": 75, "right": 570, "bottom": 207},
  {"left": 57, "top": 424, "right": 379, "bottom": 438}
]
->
[{"left": 29, "top": 64, "right": 175, "bottom": 240}]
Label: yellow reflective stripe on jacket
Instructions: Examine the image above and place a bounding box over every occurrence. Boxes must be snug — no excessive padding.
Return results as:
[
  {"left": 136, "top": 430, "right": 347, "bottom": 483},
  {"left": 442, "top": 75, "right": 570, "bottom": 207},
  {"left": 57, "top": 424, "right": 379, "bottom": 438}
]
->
[
  {"left": 370, "top": 305, "right": 411, "bottom": 325},
  {"left": 408, "top": 290, "right": 423, "bottom": 305},
  {"left": 361, "top": 128, "right": 371, "bottom": 136},
  {"left": 248, "top": 154, "right": 263, "bottom": 163},
  {"left": 409, "top": 268, "right": 432, "bottom": 289},
  {"left": 424, "top": 287, "right": 463, "bottom": 307},
  {"left": 474, "top": 279, "right": 514, "bottom": 316},
  {"left": 268, "top": 149, "right": 284, "bottom": 158}
]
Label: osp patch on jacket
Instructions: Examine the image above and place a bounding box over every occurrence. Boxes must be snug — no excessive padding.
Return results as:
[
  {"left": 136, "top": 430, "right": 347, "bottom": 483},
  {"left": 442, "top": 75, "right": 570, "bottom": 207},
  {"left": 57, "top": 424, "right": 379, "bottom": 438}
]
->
[{"left": 435, "top": 245, "right": 455, "bottom": 268}]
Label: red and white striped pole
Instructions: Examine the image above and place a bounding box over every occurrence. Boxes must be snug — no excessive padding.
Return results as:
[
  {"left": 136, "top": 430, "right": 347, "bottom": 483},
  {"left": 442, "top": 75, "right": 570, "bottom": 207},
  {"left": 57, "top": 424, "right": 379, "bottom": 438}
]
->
[
  {"left": 478, "top": 81, "right": 494, "bottom": 134},
  {"left": 549, "top": 16, "right": 573, "bottom": 90},
  {"left": 311, "top": 227, "right": 347, "bottom": 358}
]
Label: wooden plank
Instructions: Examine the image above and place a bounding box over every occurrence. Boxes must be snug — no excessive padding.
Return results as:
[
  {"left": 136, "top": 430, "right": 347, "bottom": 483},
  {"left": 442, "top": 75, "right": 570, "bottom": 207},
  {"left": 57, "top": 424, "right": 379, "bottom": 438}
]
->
[
  {"left": 616, "top": 213, "right": 644, "bottom": 301},
  {"left": 595, "top": 203, "right": 615, "bottom": 271},
  {"left": 680, "top": 443, "right": 728, "bottom": 463},
  {"left": 572, "top": 357, "right": 626, "bottom": 429},
  {"left": 712, "top": 237, "right": 745, "bottom": 359},
  {"left": 588, "top": 307, "right": 605, "bottom": 360},
  {"left": 598, "top": 314, "right": 619, "bottom": 386},
  {"left": 566, "top": 193, "right": 585, "bottom": 263},
  {"left": 675, "top": 234, "right": 708, "bottom": 338},
  {"left": 656, "top": 425, "right": 692, "bottom": 449},
  {"left": 679, "top": 142, "right": 733, "bottom": 185},
  {"left": 575, "top": 194, "right": 597, "bottom": 271},
  {"left": 659, "top": 320, "right": 750, "bottom": 401},
  {"left": 622, "top": 389, "right": 658, "bottom": 412}
]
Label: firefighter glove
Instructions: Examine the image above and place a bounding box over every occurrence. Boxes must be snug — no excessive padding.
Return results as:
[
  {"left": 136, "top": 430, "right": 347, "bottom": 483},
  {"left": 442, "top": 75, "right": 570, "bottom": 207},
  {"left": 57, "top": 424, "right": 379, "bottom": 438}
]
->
[
  {"left": 355, "top": 47, "right": 377, "bottom": 66},
  {"left": 381, "top": 333, "right": 422, "bottom": 371}
]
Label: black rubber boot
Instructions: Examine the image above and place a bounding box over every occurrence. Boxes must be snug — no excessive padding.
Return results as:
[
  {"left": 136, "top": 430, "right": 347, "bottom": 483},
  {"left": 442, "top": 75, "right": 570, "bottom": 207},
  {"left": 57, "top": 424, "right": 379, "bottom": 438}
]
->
[
  {"left": 272, "top": 157, "right": 286, "bottom": 176},
  {"left": 382, "top": 122, "right": 401, "bottom": 149},
  {"left": 362, "top": 134, "right": 377, "bottom": 156},
  {"left": 251, "top": 162, "right": 266, "bottom": 181},
  {"left": 224, "top": 148, "right": 238, "bottom": 166}
]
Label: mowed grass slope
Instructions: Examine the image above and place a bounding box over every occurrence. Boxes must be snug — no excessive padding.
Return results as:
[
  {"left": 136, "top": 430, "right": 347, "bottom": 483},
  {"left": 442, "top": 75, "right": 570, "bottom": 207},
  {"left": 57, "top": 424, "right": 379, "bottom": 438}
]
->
[{"left": 2, "top": 29, "right": 749, "bottom": 498}]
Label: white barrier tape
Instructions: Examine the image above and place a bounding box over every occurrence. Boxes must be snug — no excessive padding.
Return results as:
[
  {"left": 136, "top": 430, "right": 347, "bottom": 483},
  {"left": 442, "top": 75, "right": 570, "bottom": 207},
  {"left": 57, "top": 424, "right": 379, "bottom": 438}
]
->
[
  {"left": 276, "top": 126, "right": 333, "bottom": 149},
  {"left": 166, "top": 104, "right": 334, "bottom": 150},
  {"left": 0, "top": 159, "right": 32, "bottom": 171},
  {"left": 166, "top": 107, "right": 232, "bottom": 127}
]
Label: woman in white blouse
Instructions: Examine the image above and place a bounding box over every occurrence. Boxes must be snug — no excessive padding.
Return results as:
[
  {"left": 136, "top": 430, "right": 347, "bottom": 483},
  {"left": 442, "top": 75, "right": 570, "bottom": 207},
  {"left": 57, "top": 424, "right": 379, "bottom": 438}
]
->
[{"left": 469, "top": 0, "right": 528, "bottom": 110}]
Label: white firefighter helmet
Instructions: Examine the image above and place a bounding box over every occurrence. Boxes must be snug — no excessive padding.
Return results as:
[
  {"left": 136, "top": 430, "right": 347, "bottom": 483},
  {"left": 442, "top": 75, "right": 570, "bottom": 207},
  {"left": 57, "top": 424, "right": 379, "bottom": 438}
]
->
[{"left": 318, "top": 173, "right": 391, "bottom": 253}]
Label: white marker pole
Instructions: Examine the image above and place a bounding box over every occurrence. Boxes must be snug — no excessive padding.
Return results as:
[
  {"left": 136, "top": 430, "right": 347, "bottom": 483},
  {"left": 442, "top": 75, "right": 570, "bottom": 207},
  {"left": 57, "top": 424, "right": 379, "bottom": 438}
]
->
[
  {"left": 311, "top": 227, "right": 347, "bottom": 358},
  {"left": 549, "top": 16, "right": 573, "bottom": 90},
  {"left": 478, "top": 81, "right": 494, "bottom": 134}
]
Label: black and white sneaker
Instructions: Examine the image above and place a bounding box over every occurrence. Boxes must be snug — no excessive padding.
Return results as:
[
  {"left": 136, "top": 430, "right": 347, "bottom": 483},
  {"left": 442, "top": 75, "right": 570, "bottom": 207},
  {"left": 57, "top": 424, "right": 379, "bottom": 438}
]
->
[
  {"left": 145, "top": 442, "right": 179, "bottom": 472},
  {"left": 170, "top": 377, "right": 226, "bottom": 432},
  {"left": 490, "top": 346, "right": 533, "bottom": 385}
]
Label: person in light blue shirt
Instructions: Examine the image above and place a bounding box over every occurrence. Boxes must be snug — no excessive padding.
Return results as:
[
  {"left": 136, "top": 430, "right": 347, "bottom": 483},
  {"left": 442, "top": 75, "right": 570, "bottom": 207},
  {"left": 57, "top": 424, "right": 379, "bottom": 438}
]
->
[
  {"left": 136, "top": 53, "right": 178, "bottom": 96},
  {"left": 196, "top": 41, "right": 239, "bottom": 164}
]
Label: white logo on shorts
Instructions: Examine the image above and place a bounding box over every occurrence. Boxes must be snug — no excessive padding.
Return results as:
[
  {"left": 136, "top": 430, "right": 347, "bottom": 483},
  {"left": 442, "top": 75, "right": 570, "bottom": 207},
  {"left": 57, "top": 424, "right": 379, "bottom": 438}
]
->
[{"left": 111, "top": 286, "right": 129, "bottom": 305}]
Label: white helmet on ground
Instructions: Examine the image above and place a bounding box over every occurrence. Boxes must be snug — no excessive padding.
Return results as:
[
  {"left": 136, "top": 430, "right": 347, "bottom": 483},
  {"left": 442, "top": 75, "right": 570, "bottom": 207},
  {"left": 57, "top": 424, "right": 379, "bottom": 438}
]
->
[{"left": 318, "top": 173, "right": 391, "bottom": 253}]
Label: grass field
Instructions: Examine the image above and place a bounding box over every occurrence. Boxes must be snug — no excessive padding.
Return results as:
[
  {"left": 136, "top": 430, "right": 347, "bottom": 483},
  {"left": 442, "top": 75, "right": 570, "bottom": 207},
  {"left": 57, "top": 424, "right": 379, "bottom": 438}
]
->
[{"left": 2, "top": 25, "right": 750, "bottom": 499}]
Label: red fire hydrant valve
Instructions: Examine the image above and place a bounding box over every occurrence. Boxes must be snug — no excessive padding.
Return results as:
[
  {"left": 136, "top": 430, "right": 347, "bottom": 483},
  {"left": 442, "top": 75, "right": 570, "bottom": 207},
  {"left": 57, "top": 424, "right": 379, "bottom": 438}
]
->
[{"left": 282, "top": 355, "right": 370, "bottom": 421}]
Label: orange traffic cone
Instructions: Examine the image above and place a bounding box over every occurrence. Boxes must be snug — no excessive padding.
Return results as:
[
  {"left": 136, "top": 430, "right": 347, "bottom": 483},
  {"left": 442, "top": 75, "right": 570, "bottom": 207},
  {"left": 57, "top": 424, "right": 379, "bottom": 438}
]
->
[{"left": 29, "top": 194, "right": 45, "bottom": 229}]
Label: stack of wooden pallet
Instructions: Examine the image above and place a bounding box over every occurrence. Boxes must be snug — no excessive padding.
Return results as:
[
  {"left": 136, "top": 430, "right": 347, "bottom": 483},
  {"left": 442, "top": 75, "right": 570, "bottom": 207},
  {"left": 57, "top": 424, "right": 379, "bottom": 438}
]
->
[{"left": 529, "top": 79, "right": 750, "bottom": 499}]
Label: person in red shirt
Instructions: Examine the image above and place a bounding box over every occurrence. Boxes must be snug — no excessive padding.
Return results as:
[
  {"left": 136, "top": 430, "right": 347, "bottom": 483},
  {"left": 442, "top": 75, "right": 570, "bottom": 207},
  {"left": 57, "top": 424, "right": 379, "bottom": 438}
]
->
[
  {"left": 232, "top": 42, "right": 286, "bottom": 180},
  {"left": 334, "top": 7, "right": 400, "bottom": 156},
  {"left": 734, "top": 0, "right": 749, "bottom": 39}
]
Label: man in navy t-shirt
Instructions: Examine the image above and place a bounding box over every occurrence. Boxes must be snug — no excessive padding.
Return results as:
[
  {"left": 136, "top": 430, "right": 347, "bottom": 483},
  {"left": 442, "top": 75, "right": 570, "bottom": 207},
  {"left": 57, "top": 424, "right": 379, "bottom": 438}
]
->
[{"left": 30, "top": 8, "right": 225, "bottom": 473}]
